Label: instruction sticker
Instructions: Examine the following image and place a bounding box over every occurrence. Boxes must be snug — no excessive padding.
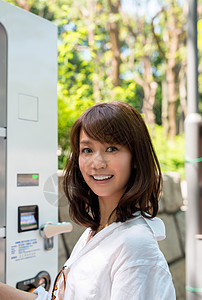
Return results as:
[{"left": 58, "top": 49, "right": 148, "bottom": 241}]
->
[{"left": 10, "top": 238, "right": 41, "bottom": 262}]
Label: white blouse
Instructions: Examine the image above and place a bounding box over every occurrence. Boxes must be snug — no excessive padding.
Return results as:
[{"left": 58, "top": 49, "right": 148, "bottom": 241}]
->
[{"left": 34, "top": 214, "right": 176, "bottom": 299}]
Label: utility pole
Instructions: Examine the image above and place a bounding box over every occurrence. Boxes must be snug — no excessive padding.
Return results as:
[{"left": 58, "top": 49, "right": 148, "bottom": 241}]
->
[{"left": 185, "top": 0, "right": 202, "bottom": 299}]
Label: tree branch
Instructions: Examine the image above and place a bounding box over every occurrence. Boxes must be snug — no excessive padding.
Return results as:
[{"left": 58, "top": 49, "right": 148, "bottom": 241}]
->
[{"left": 151, "top": 7, "right": 165, "bottom": 58}]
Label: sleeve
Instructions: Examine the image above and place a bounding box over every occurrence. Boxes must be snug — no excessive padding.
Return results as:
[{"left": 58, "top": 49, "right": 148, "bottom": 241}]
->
[
  {"left": 32, "top": 286, "right": 51, "bottom": 300},
  {"left": 110, "top": 264, "right": 176, "bottom": 300}
]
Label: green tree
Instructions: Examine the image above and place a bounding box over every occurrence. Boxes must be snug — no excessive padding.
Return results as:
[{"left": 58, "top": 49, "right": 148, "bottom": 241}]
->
[
  {"left": 152, "top": 0, "right": 186, "bottom": 137},
  {"left": 5, "top": 0, "right": 188, "bottom": 174}
]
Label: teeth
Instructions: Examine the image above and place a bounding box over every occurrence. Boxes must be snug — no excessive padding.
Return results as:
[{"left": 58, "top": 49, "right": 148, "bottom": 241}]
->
[{"left": 93, "top": 175, "right": 112, "bottom": 181}]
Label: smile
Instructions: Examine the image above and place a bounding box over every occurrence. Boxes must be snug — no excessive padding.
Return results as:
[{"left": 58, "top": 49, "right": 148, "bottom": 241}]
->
[{"left": 92, "top": 175, "right": 113, "bottom": 181}]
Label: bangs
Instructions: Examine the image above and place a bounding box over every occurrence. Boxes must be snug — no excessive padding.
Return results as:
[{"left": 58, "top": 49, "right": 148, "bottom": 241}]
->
[{"left": 81, "top": 104, "right": 130, "bottom": 146}]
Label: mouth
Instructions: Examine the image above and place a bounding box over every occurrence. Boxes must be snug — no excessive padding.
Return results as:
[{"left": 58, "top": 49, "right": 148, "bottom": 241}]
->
[{"left": 91, "top": 175, "right": 113, "bottom": 181}]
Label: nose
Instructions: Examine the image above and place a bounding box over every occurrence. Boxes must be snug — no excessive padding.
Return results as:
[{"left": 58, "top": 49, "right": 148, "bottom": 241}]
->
[{"left": 92, "top": 152, "right": 107, "bottom": 169}]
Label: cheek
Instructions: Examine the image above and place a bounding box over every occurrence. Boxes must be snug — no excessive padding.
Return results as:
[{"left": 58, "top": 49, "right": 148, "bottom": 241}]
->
[
  {"left": 78, "top": 156, "right": 84, "bottom": 175},
  {"left": 118, "top": 155, "right": 132, "bottom": 169},
  {"left": 78, "top": 156, "right": 90, "bottom": 177},
  {"left": 79, "top": 155, "right": 94, "bottom": 170},
  {"left": 120, "top": 157, "right": 133, "bottom": 178}
]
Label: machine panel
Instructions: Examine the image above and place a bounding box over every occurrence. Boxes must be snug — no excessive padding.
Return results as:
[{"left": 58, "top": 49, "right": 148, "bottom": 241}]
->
[
  {"left": 0, "top": 0, "right": 59, "bottom": 291},
  {"left": 0, "top": 22, "right": 7, "bottom": 128},
  {"left": 0, "top": 22, "right": 7, "bottom": 228}
]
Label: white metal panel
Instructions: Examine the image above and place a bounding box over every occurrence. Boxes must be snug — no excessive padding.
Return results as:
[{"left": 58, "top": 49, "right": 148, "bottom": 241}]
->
[
  {"left": 0, "top": 22, "right": 7, "bottom": 128},
  {"left": 0, "top": 0, "right": 58, "bottom": 290},
  {"left": 196, "top": 237, "right": 202, "bottom": 291}
]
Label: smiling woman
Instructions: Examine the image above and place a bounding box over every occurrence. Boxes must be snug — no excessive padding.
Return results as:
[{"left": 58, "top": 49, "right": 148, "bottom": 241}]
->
[
  {"left": 79, "top": 129, "right": 133, "bottom": 231},
  {"left": 0, "top": 104, "right": 176, "bottom": 299},
  {"left": 31, "top": 101, "right": 176, "bottom": 299},
  {"left": 64, "top": 101, "right": 161, "bottom": 231}
]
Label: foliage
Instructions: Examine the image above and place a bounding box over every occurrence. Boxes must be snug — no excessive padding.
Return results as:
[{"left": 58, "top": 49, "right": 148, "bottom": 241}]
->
[
  {"left": 151, "top": 125, "right": 185, "bottom": 179},
  {"left": 5, "top": 0, "right": 191, "bottom": 177}
]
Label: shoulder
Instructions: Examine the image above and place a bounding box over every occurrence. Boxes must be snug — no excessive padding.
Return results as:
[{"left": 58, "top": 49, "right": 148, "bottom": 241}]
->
[
  {"left": 109, "top": 215, "right": 167, "bottom": 269},
  {"left": 116, "top": 215, "right": 165, "bottom": 248}
]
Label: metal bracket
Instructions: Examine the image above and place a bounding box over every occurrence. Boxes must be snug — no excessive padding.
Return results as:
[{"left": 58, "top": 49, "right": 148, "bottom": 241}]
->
[
  {"left": 0, "top": 227, "right": 5, "bottom": 238},
  {"left": 0, "top": 127, "right": 6, "bottom": 138}
]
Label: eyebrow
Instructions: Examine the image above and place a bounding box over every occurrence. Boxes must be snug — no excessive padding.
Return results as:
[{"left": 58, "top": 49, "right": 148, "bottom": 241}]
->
[{"left": 80, "top": 140, "right": 93, "bottom": 145}]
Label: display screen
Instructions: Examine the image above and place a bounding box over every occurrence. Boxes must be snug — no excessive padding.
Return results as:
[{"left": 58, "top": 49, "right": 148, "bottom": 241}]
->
[
  {"left": 18, "top": 205, "right": 39, "bottom": 232},
  {"left": 20, "top": 213, "right": 38, "bottom": 230},
  {"left": 17, "top": 174, "right": 39, "bottom": 187}
]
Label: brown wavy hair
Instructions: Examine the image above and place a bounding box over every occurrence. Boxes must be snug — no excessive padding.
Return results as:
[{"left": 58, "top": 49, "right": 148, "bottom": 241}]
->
[{"left": 63, "top": 101, "right": 162, "bottom": 231}]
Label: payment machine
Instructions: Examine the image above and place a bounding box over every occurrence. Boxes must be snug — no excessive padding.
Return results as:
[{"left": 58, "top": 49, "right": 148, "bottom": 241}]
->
[{"left": 0, "top": 0, "right": 72, "bottom": 292}]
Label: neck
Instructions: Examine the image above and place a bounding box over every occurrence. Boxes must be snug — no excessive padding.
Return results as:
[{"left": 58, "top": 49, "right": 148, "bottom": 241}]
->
[
  {"left": 91, "top": 205, "right": 116, "bottom": 237},
  {"left": 98, "top": 197, "right": 118, "bottom": 228}
]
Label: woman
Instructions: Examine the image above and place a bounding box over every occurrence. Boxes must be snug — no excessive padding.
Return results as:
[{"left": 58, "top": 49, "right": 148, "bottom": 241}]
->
[{"left": 0, "top": 101, "right": 176, "bottom": 299}]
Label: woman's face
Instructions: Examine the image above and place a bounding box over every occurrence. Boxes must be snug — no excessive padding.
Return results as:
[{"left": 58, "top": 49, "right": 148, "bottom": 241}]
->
[{"left": 78, "top": 129, "right": 133, "bottom": 204}]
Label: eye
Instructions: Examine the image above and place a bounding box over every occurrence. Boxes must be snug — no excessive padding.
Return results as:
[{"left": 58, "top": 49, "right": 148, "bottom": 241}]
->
[
  {"left": 106, "top": 146, "right": 118, "bottom": 152},
  {"left": 81, "top": 147, "right": 92, "bottom": 154}
]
